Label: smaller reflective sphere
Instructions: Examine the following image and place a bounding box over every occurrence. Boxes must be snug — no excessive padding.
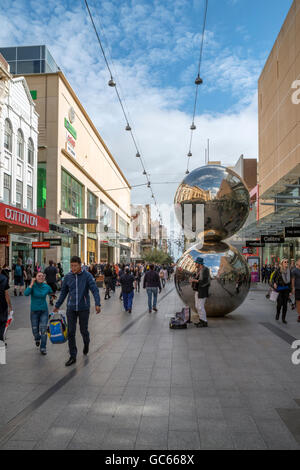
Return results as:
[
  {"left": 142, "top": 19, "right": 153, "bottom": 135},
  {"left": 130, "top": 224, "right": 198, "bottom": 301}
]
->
[
  {"left": 174, "top": 165, "right": 250, "bottom": 241},
  {"left": 175, "top": 241, "right": 251, "bottom": 317}
]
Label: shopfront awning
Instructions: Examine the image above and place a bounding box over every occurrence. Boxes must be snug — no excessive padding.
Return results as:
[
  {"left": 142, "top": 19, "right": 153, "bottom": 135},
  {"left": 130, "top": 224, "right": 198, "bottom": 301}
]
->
[{"left": 0, "top": 202, "right": 49, "bottom": 233}]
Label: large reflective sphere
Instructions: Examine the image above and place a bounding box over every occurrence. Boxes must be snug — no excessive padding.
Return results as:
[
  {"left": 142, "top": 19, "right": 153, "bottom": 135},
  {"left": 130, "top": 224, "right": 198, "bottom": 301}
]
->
[
  {"left": 174, "top": 165, "right": 250, "bottom": 241},
  {"left": 175, "top": 242, "right": 251, "bottom": 317}
]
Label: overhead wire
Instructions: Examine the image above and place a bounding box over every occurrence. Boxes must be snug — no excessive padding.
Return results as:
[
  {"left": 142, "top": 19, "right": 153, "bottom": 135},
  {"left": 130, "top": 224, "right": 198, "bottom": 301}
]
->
[
  {"left": 186, "top": 0, "right": 209, "bottom": 175},
  {"left": 84, "top": 0, "right": 163, "bottom": 225}
]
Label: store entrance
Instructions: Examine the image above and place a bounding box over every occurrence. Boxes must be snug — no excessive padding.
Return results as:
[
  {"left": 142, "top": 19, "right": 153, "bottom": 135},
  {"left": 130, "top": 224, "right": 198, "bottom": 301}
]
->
[{"left": 11, "top": 242, "right": 34, "bottom": 266}]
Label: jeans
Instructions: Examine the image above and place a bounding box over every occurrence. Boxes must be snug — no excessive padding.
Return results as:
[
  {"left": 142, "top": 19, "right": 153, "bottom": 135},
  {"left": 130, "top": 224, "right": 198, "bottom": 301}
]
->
[
  {"left": 67, "top": 309, "right": 90, "bottom": 358},
  {"left": 147, "top": 287, "right": 158, "bottom": 310},
  {"left": 30, "top": 310, "right": 48, "bottom": 351},
  {"left": 0, "top": 308, "right": 8, "bottom": 341},
  {"left": 123, "top": 291, "right": 134, "bottom": 311}
]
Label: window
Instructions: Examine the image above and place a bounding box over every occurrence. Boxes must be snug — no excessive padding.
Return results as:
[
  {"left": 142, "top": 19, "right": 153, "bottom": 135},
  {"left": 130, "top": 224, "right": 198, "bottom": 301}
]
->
[
  {"left": 37, "top": 164, "right": 47, "bottom": 210},
  {"left": 28, "top": 138, "right": 34, "bottom": 165},
  {"left": 61, "top": 169, "right": 83, "bottom": 218},
  {"left": 27, "top": 185, "right": 33, "bottom": 212},
  {"left": 4, "top": 119, "right": 12, "bottom": 152},
  {"left": 16, "top": 180, "right": 23, "bottom": 209},
  {"left": 3, "top": 174, "right": 11, "bottom": 204},
  {"left": 87, "top": 191, "right": 97, "bottom": 219},
  {"left": 17, "top": 129, "right": 24, "bottom": 160}
]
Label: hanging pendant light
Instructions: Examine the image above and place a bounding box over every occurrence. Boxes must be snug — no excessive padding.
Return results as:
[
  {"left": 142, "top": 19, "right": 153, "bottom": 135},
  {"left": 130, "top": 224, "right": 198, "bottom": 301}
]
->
[
  {"left": 136, "top": 152, "right": 141, "bottom": 158},
  {"left": 108, "top": 78, "right": 116, "bottom": 87},
  {"left": 125, "top": 124, "right": 131, "bottom": 131},
  {"left": 185, "top": 170, "right": 190, "bottom": 175},
  {"left": 190, "top": 123, "right": 196, "bottom": 130},
  {"left": 187, "top": 151, "right": 192, "bottom": 157},
  {"left": 195, "top": 75, "right": 203, "bottom": 85},
  {"left": 143, "top": 170, "right": 147, "bottom": 175}
]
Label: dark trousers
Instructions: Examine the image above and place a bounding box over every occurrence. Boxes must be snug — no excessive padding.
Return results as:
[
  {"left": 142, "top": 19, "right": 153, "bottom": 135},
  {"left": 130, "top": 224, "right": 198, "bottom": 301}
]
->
[
  {"left": 0, "top": 308, "right": 8, "bottom": 341},
  {"left": 123, "top": 291, "right": 134, "bottom": 311},
  {"left": 276, "top": 290, "right": 290, "bottom": 320},
  {"left": 67, "top": 309, "right": 90, "bottom": 358}
]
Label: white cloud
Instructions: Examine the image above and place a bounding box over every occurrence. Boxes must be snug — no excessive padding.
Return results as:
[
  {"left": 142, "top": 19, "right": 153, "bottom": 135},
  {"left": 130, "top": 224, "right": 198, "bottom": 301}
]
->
[{"left": 0, "top": 0, "right": 259, "bottom": 229}]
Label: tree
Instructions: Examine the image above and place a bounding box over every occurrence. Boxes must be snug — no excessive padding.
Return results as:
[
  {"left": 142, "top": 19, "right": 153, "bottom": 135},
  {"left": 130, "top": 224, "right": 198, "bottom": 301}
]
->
[{"left": 142, "top": 248, "right": 174, "bottom": 265}]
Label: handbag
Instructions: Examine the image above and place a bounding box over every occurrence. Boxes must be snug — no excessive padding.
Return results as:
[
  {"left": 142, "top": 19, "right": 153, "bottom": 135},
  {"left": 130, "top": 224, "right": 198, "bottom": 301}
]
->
[{"left": 270, "top": 290, "right": 279, "bottom": 302}]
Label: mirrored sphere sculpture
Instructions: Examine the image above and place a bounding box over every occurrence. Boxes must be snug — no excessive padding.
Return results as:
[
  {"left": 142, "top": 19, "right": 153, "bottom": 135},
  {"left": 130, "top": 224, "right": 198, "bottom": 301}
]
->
[
  {"left": 174, "top": 165, "right": 251, "bottom": 317},
  {"left": 174, "top": 165, "right": 250, "bottom": 241},
  {"left": 175, "top": 241, "right": 250, "bottom": 317}
]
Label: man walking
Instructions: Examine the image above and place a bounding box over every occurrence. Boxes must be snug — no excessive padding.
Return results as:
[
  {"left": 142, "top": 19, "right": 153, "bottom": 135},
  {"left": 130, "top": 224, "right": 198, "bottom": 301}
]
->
[
  {"left": 0, "top": 269, "right": 12, "bottom": 345},
  {"left": 120, "top": 268, "right": 135, "bottom": 313},
  {"left": 190, "top": 257, "right": 210, "bottom": 328},
  {"left": 143, "top": 264, "right": 161, "bottom": 313},
  {"left": 12, "top": 258, "right": 26, "bottom": 296},
  {"left": 44, "top": 260, "right": 58, "bottom": 306},
  {"left": 291, "top": 258, "right": 300, "bottom": 323},
  {"left": 53, "top": 256, "right": 101, "bottom": 366}
]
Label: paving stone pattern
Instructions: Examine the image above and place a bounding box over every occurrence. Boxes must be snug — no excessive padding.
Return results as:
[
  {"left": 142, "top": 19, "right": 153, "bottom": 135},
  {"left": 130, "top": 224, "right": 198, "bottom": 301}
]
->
[{"left": 0, "top": 282, "right": 300, "bottom": 450}]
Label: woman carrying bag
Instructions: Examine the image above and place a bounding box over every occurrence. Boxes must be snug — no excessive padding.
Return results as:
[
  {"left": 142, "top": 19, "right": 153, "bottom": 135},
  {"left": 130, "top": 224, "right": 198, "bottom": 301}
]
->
[
  {"left": 24, "top": 272, "right": 55, "bottom": 355},
  {"left": 272, "top": 258, "right": 291, "bottom": 324}
]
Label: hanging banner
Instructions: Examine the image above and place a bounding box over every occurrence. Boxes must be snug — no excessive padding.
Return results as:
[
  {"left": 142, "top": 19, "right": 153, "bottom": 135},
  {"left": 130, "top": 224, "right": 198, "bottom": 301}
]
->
[{"left": 261, "top": 235, "right": 284, "bottom": 244}]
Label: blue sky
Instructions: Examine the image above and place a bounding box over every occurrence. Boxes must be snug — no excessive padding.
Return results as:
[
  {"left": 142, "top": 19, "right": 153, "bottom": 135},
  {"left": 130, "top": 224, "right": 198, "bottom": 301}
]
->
[{"left": 0, "top": 0, "right": 294, "bottom": 218}]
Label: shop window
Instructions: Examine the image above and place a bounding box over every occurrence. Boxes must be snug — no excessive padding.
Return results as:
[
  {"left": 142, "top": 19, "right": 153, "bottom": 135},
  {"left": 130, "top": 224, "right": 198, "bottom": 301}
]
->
[
  {"left": 17, "top": 129, "right": 24, "bottom": 160},
  {"left": 27, "top": 185, "right": 33, "bottom": 212},
  {"left": 3, "top": 173, "right": 11, "bottom": 204},
  {"left": 4, "top": 119, "right": 12, "bottom": 152},
  {"left": 28, "top": 138, "right": 34, "bottom": 166},
  {"left": 16, "top": 180, "right": 23, "bottom": 209},
  {"left": 61, "top": 168, "right": 83, "bottom": 218},
  {"left": 87, "top": 190, "right": 97, "bottom": 219}
]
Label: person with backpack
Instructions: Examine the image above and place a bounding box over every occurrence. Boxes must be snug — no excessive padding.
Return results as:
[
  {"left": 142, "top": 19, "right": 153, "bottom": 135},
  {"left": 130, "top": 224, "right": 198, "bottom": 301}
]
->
[
  {"left": 190, "top": 257, "right": 210, "bottom": 328},
  {"left": 12, "top": 258, "right": 26, "bottom": 296},
  {"left": 120, "top": 268, "right": 135, "bottom": 313},
  {"left": 0, "top": 269, "right": 12, "bottom": 345},
  {"left": 53, "top": 256, "right": 101, "bottom": 366},
  {"left": 272, "top": 258, "right": 291, "bottom": 324},
  {"left": 24, "top": 272, "right": 54, "bottom": 355}
]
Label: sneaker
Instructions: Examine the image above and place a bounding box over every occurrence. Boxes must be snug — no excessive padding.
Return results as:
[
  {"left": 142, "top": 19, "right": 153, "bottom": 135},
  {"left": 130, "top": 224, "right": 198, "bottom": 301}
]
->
[
  {"left": 282, "top": 320, "right": 288, "bottom": 324},
  {"left": 153, "top": 307, "right": 158, "bottom": 312},
  {"left": 149, "top": 309, "right": 152, "bottom": 313},
  {"left": 35, "top": 340, "right": 40, "bottom": 348},
  {"left": 40, "top": 350, "right": 47, "bottom": 356},
  {"left": 298, "top": 317, "right": 300, "bottom": 323},
  {"left": 19, "top": 292, "right": 23, "bottom": 296},
  {"left": 128, "top": 309, "right": 132, "bottom": 313},
  {"left": 83, "top": 344, "right": 89, "bottom": 355},
  {"left": 14, "top": 289, "right": 17, "bottom": 296},
  {"left": 65, "top": 357, "right": 76, "bottom": 366}
]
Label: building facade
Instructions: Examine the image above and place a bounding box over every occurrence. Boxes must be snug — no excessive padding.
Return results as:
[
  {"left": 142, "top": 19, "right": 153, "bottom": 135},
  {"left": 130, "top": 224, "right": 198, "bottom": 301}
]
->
[
  {"left": 243, "top": 0, "right": 300, "bottom": 265},
  {"left": 0, "top": 55, "right": 48, "bottom": 266},
  {"left": 0, "top": 46, "right": 131, "bottom": 273}
]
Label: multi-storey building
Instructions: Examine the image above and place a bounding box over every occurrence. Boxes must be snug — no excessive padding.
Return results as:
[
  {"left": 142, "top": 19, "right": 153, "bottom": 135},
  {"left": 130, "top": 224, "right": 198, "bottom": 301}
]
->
[
  {"left": 0, "top": 45, "right": 131, "bottom": 272},
  {"left": 0, "top": 53, "right": 49, "bottom": 266}
]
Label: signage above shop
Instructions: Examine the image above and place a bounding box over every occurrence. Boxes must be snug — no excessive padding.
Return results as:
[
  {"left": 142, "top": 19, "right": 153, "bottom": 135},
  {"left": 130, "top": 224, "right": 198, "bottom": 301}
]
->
[
  {"left": 0, "top": 203, "right": 49, "bottom": 233},
  {"left": 32, "top": 241, "right": 50, "bottom": 249},
  {"left": 49, "top": 223, "right": 74, "bottom": 236},
  {"left": 44, "top": 238, "right": 62, "bottom": 246},
  {"left": 261, "top": 235, "right": 285, "bottom": 244},
  {"left": 246, "top": 240, "right": 265, "bottom": 248},
  {"left": 0, "top": 235, "right": 9, "bottom": 244},
  {"left": 285, "top": 226, "right": 300, "bottom": 238},
  {"left": 242, "top": 247, "right": 253, "bottom": 255},
  {"left": 64, "top": 118, "right": 77, "bottom": 140},
  {"left": 66, "top": 142, "right": 76, "bottom": 159}
]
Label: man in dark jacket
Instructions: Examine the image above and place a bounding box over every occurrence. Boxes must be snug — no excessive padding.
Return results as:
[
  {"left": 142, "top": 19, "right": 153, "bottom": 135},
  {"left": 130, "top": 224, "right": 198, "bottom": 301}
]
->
[
  {"left": 120, "top": 268, "right": 135, "bottom": 313},
  {"left": 44, "top": 260, "right": 58, "bottom": 305},
  {"left": 190, "top": 257, "right": 210, "bottom": 328},
  {"left": 143, "top": 264, "right": 161, "bottom": 313},
  {"left": 53, "top": 256, "right": 101, "bottom": 366},
  {"left": 0, "top": 271, "right": 12, "bottom": 343}
]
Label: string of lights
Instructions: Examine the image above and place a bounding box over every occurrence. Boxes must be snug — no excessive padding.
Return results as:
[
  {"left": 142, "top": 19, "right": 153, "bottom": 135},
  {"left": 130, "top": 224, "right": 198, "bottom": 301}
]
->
[
  {"left": 185, "top": 0, "right": 209, "bottom": 176},
  {"left": 84, "top": 0, "right": 163, "bottom": 225}
]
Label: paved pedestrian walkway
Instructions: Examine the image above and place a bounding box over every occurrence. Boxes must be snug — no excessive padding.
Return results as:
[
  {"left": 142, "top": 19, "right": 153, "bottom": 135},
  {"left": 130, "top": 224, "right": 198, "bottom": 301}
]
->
[{"left": 0, "top": 281, "right": 300, "bottom": 450}]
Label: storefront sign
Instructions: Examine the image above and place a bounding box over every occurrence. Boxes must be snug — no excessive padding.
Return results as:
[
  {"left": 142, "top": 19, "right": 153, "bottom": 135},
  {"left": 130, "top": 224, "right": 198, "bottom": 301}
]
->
[
  {"left": 66, "top": 142, "right": 76, "bottom": 159},
  {"left": 0, "top": 235, "right": 9, "bottom": 244},
  {"left": 44, "top": 238, "right": 62, "bottom": 246},
  {"left": 64, "top": 118, "right": 77, "bottom": 139},
  {"left": 285, "top": 227, "right": 300, "bottom": 238},
  {"left": 261, "top": 235, "right": 285, "bottom": 244},
  {"left": 32, "top": 241, "right": 50, "bottom": 249},
  {"left": 0, "top": 203, "right": 49, "bottom": 233},
  {"left": 246, "top": 240, "right": 265, "bottom": 248}
]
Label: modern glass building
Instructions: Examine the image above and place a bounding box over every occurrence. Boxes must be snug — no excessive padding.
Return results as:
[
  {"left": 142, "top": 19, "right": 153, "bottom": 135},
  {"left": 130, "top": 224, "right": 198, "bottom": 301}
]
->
[{"left": 0, "top": 45, "right": 59, "bottom": 75}]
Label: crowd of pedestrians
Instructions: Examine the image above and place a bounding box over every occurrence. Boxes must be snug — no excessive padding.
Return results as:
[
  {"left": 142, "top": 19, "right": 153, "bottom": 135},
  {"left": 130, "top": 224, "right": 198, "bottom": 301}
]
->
[{"left": 0, "top": 257, "right": 174, "bottom": 366}]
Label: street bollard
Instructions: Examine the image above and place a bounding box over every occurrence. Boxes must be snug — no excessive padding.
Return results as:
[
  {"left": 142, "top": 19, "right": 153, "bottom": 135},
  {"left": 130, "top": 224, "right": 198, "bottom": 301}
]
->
[{"left": 0, "top": 340, "right": 6, "bottom": 365}]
